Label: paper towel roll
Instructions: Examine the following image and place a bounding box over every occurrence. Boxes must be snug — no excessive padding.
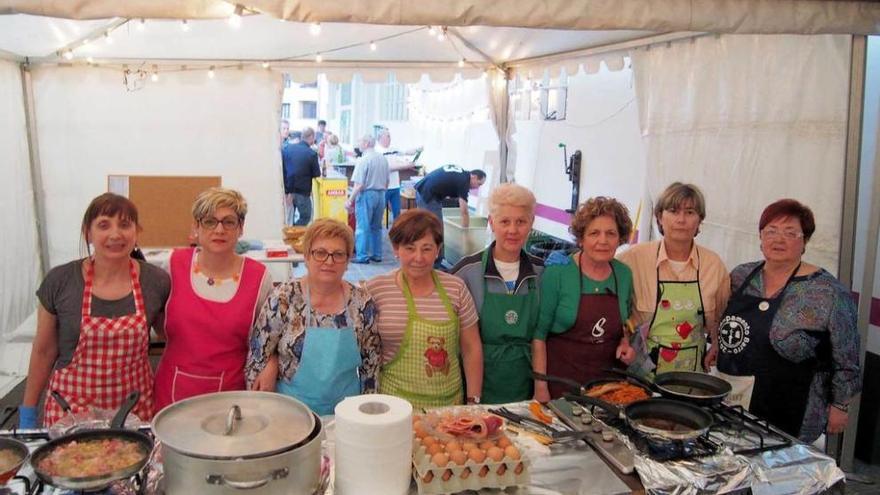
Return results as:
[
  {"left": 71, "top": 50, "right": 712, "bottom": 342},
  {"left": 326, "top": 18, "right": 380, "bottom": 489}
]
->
[{"left": 334, "top": 394, "right": 413, "bottom": 495}]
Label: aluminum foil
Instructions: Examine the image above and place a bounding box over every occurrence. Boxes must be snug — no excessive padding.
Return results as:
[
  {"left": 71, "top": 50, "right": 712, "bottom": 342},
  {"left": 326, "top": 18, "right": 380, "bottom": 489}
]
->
[{"left": 633, "top": 444, "right": 843, "bottom": 495}]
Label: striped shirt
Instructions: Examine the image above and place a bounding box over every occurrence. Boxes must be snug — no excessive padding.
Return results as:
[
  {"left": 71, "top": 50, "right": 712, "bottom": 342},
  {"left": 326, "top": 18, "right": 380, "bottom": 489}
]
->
[{"left": 364, "top": 270, "right": 479, "bottom": 364}]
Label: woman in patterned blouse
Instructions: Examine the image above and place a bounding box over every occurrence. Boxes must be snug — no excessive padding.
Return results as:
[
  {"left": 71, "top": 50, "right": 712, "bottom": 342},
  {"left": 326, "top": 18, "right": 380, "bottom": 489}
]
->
[
  {"left": 245, "top": 219, "right": 381, "bottom": 415},
  {"left": 716, "top": 199, "right": 861, "bottom": 442}
]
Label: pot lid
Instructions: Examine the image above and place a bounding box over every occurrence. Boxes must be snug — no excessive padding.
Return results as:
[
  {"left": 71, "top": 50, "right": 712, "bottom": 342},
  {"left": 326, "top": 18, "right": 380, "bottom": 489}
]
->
[{"left": 152, "top": 391, "right": 315, "bottom": 459}]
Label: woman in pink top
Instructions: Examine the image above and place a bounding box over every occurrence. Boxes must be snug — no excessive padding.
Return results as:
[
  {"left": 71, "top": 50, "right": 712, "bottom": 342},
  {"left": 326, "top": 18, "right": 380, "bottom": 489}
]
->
[{"left": 154, "top": 188, "right": 272, "bottom": 412}]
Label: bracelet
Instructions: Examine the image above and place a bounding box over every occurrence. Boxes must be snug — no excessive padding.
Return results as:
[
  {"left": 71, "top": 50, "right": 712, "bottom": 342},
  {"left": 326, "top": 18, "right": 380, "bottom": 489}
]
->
[{"left": 832, "top": 402, "right": 849, "bottom": 412}]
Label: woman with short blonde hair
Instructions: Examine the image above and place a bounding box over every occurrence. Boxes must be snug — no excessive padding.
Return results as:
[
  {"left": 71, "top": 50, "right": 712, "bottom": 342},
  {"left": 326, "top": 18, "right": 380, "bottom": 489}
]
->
[{"left": 154, "top": 187, "right": 273, "bottom": 411}]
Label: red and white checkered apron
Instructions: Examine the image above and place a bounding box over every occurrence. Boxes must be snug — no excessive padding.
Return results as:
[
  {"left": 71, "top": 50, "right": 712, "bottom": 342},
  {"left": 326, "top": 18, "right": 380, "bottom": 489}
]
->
[{"left": 42, "top": 259, "right": 154, "bottom": 426}]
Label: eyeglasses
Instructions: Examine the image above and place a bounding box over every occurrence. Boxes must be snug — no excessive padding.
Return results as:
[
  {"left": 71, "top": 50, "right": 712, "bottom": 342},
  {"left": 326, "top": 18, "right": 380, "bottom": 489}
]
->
[
  {"left": 200, "top": 217, "right": 240, "bottom": 230},
  {"left": 762, "top": 228, "right": 804, "bottom": 240},
  {"left": 310, "top": 249, "right": 349, "bottom": 263}
]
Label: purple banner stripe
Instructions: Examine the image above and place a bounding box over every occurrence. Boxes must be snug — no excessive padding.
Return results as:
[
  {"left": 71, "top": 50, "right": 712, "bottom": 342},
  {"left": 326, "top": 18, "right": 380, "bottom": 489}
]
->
[{"left": 535, "top": 203, "right": 572, "bottom": 224}]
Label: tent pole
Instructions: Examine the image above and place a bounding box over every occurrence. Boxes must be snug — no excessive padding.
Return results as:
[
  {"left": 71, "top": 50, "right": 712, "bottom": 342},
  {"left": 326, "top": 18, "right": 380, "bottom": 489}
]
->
[
  {"left": 20, "top": 62, "right": 49, "bottom": 277},
  {"left": 499, "top": 69, "right": 510, "bottom": 183},
  {"left": 832, "top": 34, "right": 867, "bottom": 471}
]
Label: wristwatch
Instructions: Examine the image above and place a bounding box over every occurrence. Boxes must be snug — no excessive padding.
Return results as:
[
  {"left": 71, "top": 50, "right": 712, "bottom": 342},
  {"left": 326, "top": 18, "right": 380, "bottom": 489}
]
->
[
  {"left": 467, "top": 396, "right": 481, "bottom": 405},
  {"left": 832, "top": 402, "right": 849, "bottom": 412}
]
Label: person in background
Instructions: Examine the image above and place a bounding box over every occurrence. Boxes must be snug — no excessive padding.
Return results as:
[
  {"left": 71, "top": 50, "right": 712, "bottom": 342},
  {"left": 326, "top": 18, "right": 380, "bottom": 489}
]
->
[
  {"left": 376, "top": 127, "right": 420, "bottom": 223},
  {"left": 618, "top": 182, "right": 730, "bottom": 375},
  {"left": 321, "top": 133, "right": 348, "bottom": 176},
  {"left": 347, "top": 134, "right": 390, "bottom": 264},
  {"left": 246, "top": 219, "right": 380, "bottom": 415},
  {"left": 451, "top": 184, "right": 544, "bottom": 404},
  {"left": 153, "top": 188, "right": 272, "bottom": 412},
  {"left": 20, "top": 193, "right": 170, "bottom": 427},
  {"left": 315, "top": 119, "right": 327, "bottom": 146},
  {"left": 415, "top": 165, "right": 486, "bottom": 228},
  {"left": 279, "top": 119, "right": 290, "bottom": 148},
  {"left": 283, "top": 127, "right": 321, "bottom": 226},
  {"left": 533, "top": 197, "right": 636, "bottom": 401},
  {"left": 716, "top": 199, "right": 860, "bottom": 442},
  {"left": 366, "top": 210, "right": 483, "bottom": 408}
]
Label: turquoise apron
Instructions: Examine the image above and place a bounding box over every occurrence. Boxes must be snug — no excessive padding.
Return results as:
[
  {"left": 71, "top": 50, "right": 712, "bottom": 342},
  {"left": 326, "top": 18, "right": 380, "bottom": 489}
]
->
[{"left": 277, "top": 284, "right": 361, "bottom": 415}]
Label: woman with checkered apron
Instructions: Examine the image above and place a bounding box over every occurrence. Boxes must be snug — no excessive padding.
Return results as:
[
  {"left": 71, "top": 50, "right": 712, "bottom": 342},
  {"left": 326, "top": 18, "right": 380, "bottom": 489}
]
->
[{"left": 18, "top": 194, "right": 170, "bottom": 428}]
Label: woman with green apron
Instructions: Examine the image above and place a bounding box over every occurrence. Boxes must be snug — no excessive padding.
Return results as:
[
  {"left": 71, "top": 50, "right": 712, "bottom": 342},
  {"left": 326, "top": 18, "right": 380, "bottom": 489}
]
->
[
  {"left": 533, "top": 197, "right": 636, "bottom": 402},
  {"left": 450, "top": 183, "right": 543, "bottom": 404},
  {"left": 366, "top": 209, "right": 483, "bottom": 409},
  {"left": 618, "top": 183, "right": 730, "bottom": 376}
]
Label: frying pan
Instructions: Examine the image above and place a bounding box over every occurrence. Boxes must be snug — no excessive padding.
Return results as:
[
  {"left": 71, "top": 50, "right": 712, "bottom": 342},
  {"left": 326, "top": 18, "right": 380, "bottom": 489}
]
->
[
  {"left": 0, "top": 407, "right": 28, "bottom": 486},
  {"left": 606, "top": 369, "right": 732, "bottom": 406},
  {"left": 565, "top": 394, "right": 714, "bottom": 442},
  {"left": 30, "top": 391, "right": 154, "bottom": 491},
  {"left": 532, "top": 371, "right": 653, "bottom": 403}
]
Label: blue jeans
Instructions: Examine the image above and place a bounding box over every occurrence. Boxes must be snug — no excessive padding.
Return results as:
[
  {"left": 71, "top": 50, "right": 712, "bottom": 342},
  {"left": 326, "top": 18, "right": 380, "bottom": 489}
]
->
[
  {"left": 288, "top": 193, "right": 312, "bottom": 226},
  {"left": 416, "top": 191, "right": 443, "bottom": 223},
  {"left": 355, "top": 190, "right": 385, "bottom": 261},
  {"left": 385, "top": 188, "right": 401, "bottom": 222}
]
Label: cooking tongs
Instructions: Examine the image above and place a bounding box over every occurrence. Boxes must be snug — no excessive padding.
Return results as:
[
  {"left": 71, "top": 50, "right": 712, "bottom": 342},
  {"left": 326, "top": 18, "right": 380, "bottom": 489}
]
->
[{"left": 488, "top": 407, "right": 588, "bottom": 441}]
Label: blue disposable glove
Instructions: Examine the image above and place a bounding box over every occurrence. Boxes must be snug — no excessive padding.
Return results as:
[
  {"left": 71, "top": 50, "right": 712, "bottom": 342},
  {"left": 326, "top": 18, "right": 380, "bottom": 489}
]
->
[
  {"left": 18, "top": 405, "right": 37, "bottom": 429},
  {"left": 544, "top": 250, "right": 573, "bottom": 266}
]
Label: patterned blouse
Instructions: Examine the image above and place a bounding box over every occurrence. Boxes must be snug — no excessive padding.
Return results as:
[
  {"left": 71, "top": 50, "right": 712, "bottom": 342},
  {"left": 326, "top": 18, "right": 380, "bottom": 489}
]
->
[
  {"left": 730, "top": 262, "right": 861, "bottom": 442},
  {"left": 245, "top": 280, "right": 382, "bottom": 393}
]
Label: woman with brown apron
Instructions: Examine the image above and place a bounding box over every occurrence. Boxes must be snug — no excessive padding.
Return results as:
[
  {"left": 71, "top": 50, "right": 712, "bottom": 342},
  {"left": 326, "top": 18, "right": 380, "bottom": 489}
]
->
[{"left": 533, "top": 197, "right": 636, "bottom": 401}]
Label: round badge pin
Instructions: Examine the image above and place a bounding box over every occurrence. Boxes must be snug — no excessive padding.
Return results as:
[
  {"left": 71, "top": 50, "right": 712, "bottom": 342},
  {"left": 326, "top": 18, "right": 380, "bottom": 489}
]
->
[
  {"left": 505, "top": 310, "right": 519, "bottom": 325},
  {"left": 758, "top": 301, "right": 770, "bottom": 311}
]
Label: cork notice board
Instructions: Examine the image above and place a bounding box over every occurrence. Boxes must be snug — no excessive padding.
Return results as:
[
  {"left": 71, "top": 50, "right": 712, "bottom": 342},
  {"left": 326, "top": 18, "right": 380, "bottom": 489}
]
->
[{"left": 109, "top": 175, "right": 221, "bottom": 247}]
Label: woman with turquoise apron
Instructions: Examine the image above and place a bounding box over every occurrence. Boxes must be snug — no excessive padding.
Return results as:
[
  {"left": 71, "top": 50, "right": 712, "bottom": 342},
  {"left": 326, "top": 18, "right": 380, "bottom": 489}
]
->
[
  {"left": 245, "top": 219, "right": 382, "bottom": 415},
  {"left": 366, "top": 209, "right": 483, "bottom": 409}
]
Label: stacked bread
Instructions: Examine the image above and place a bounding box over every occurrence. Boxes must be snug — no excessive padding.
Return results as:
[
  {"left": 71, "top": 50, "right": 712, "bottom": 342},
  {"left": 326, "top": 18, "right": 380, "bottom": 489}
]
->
[{"left": 282, "top": 226, "right": 307, "bottom": 253}]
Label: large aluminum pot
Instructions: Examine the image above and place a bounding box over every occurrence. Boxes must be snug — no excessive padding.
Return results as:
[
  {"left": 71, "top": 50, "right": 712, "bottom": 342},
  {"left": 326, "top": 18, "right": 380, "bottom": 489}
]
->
[{"left": 153, "top": 391, "right": 322, "bottom": 495}]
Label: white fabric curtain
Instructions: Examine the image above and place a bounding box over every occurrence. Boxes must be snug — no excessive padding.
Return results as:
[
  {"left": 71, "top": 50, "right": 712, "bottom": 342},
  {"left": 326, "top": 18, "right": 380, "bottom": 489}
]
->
[
  {"left": 31, "top": 65, "right": 284, "bottom": 267},
  {"left": 0, "top": 59, "right": 40, "bottom": 362},
  {"left": 632, "top": 34, "right": 851, "bottom": 273}
]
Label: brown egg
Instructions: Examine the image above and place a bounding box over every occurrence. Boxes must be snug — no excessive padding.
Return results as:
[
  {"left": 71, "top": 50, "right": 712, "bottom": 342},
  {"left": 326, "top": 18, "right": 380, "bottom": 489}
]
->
[
  {"left": 496, "top": 464, "right": 507, "bottom": 475},
  {"left": 461, "top": 441, "right": 479, "bottom": 451},
  {"left": 422, "top": 436, "right": 438, "bottom": 447},
  {"left": 479, "top": 440, "right": 496, "bottom": 450},
  {"left": 445, "top": 439, "right": 462, "bottom": 452},
  {"left": 467, "top": 448, "right": 486, "bottom": 463},
  {"left": 431, "top": 452, "right": 450, "bottom": 467},
  {"left": 496, "top": 435, "right": 512, "bottom": 448},
  {"left": 427, "top": 443, "right": 445, "bottom": 456},
  {"left": 504, "top": 445, "right": 521, "bottom": 460},
  {"left": 514, "top": 462, "right": 524, "bottom": 474},
  {"left": 421, "top": 471, "right": 434, "bottom": 483},
  {"left": 450, "top": 450, "right": 468, "bottom": 466},
  {"left": 460, "top": 467, "right": 471, "bottom": 479},
  {"left": 486, "top": 446, "right": 505, "bottom": 462},
  {"left": 478, "top": 466, "right": 490, "bottom": 478},
  {"left": 442, "top": 469, "right": 454, "bottom": 481}
]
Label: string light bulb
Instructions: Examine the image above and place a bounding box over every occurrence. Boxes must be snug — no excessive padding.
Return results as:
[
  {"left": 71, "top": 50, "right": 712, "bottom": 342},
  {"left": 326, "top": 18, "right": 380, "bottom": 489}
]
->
[
  {"left": 370, "top": 41, "right": 377, "bottom": 51},
  {"left": 427, "top": 26, "right": 436, "bottom": 36},
  {"left": 86, "top": 56, "right": 94, "bottom": 64},
  {"left": 262, "top": 61, "right": 270, "bottom": 69},
  {"left": 137, "top": 19, "right": 146, "bottom": 31},
  {"left": 208, "top": 66, "right": 216, "bottom": 78},
  {"left": 62, "top": 50, "right": 74, "bottom": 60},
  {"left": 181, "top": 20, "right": 190, "bottom": 32},
  {"left": 458, "top": 58, "right": 465, "bottom": 68},
  {"left": 437, "top": 27, "right": 447, "bottom": 41},
  {"left": 151, "top": 65, "right": 159, "bottom": 82},
  {"left": 309, "top": 22, "right": 322, "bottom": 36},
  {"left": 104, "top": 31, "right": 113, "bottom": 44},
  {"left": 82, "top": 38, "right": 91, "bottom": 46},
  {"left": 315, "top": 53, "right": 323, "bottom": 63},
  {"left": 228, "top": 5, "right": 243, "bottom": 28}
]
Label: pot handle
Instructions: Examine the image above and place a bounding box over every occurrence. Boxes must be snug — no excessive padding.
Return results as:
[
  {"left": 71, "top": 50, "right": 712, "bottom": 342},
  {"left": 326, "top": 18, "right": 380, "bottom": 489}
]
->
[
  {"left": 224, "top": 405, "right": 242, "bottom": 436},
  {"left": 206, "top": 468, "right": 289, "bottom": 490}
]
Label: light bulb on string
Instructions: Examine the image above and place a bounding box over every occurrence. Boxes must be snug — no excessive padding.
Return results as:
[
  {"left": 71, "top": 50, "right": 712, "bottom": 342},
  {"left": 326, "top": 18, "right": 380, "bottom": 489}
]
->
[
  {"left": 82, "top": 38, "right": 91, "bottom": 47},
  {"left": 458, "top": 58, "right": 465, "bottom": 68},
  {"left": 181, "top": 20, "right": 190, "bottom": 32},
  {"left": 62, "top": 50, "right": 74, "bottom": 61},
  {"left": 104, "top": 31, "right": 113, "bottom": 44},
  {"left": 310, "top": 22, "right": 322, "bottom": 36},
  {"left": 315, "top": 53, "right": 323, "bottom": 63},
  {"left": 86, "top": 56, "right": 94, "bottom": 64},
  {"left": 262, "top": 61, "right": 270, "bottom": 69},
  {"left": 137, "top": 19, "right": 146, "bottom": 32},
  {"left": 228, "top": 5, "right": 243, "bottom": 28},
  {"left": 208, "top": 66, "right": 216, "bottom": 78},
  {"left": 370, "top": 41, "right": 377, "bottom": 51},
  {"left": 427, "top": 26, "right": 436, "bottom": 36},
  {"left": 151, "top": 66, "right": 159, "bottom": 82},
  {"left": 437, "top": 27, "right": 447, "bottom": 42}
]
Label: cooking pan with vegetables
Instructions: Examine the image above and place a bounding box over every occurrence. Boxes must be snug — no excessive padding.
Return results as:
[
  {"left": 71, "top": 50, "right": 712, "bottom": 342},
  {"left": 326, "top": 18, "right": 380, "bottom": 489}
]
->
[
  {"left": 565, "top": 394, "right": 713, "bottom": 442},
  {"left": 30, "top": 391, "right": 154, "bottom": 491},
  {"left": 604, "top": 369, "right": 732, "bottom": 406},
  {"left": 532, "top": 372, "right": 652, "bottom": 405}
]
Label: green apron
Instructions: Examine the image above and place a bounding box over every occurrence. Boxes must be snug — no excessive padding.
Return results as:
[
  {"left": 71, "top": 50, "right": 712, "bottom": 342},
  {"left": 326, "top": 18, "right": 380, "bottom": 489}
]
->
[
  {"left": 478, "top": 250, "right": 538, "bottom": 404},
  {"left": 379, "top": 271, "right": 464, "bottom": 408},
  {"left": 646, "top": 244, "right": 707, "bottom": 374}
]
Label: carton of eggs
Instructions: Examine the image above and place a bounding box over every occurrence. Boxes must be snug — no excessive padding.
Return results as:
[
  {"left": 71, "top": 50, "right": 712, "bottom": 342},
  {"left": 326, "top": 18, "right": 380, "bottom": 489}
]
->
[{"left": 412, "top": 419, "right": 529, "bottom": 494}]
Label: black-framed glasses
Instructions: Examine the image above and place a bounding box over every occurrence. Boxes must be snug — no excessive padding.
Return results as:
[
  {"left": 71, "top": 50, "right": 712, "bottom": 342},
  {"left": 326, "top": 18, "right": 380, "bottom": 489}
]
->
[
  {"left": 200, "top": 216, "right": 240, "bottom": 230},
  {"left": 310, "top": 249, "right": 348, "bottom": 263}
]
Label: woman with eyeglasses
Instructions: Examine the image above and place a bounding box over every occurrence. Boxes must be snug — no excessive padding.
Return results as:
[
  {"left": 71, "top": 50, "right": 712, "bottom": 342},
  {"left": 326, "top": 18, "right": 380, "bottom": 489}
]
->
[
  {"left": 245, "top": 219, "right": 380, "bottom": 415},
  {"left": 716, "top": 199, "right": 860, "bottom": 442},
  {"left": 153, "top": 188, "right": 272, "bottom": 411}
]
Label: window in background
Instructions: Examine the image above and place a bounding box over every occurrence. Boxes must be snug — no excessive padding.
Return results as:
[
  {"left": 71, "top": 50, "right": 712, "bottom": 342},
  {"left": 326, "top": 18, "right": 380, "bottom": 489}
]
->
[
  {"left": 340, "top": 82, "right": 352, "bottom": 106},
  {"left": 281, "top": 103, "right": 291, "bottom": 119},
  {"left": 300, "top": 82, "right": 318, "bottom": 89},
  {"left": 380, "top": 76, "right": 409, "bottom": 121},
  {"left": 541, "top": 71, "right": 568, "bottom": 121},
  {"left": 283, "top": 74, "right": 292, "bottom": 89},
  {"left": 301, "top": 101, "right": 318, "bottom": 119},
  {"left": 339, "top": 109, "right": 351, "bottom": 144}
]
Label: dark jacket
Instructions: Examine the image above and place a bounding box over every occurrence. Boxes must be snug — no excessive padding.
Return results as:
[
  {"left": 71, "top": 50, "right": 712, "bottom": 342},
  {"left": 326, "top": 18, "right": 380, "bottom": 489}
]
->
[{"left": 282, "top": 141, "right": 321, "bottom": 195}]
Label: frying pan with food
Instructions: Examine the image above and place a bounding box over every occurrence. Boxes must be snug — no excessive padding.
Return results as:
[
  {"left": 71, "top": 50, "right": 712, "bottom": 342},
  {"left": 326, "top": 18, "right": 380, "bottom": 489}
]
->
[
  {"left": 30, "top": 391, "right": 154, "bottom": 491},
  {"left": 0, "top": 407, "right": 28, "bottom": 486},
  {"left": 605, "top": 369, "right": 732, "bottom": 406},
  {"left": 565, "top": 394, "right": 714, "bottom": 442},
  {"left": 532, "top": 372, "right": 653, "bottom": 405}
]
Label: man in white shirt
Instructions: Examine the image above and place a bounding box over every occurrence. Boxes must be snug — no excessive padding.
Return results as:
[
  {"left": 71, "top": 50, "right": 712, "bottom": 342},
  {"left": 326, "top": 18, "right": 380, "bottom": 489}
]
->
[{"left": 376, "top": 127, "right": 420, "bottom": 223}]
